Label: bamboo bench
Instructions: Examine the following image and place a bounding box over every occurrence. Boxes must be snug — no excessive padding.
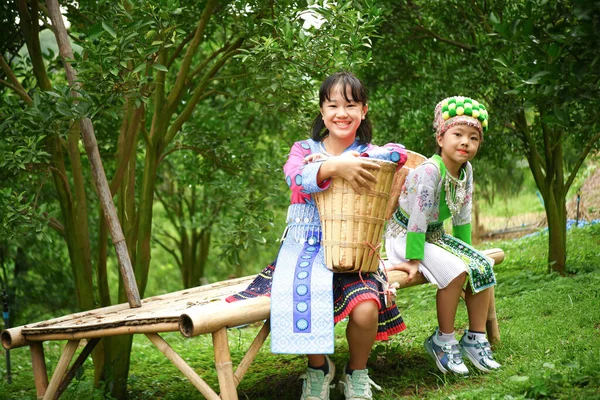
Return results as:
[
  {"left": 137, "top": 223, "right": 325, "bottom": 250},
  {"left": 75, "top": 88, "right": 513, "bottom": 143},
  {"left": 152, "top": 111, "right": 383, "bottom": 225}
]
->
[{"left": 1, "top": 248, "right": 503, "bottom": 400}]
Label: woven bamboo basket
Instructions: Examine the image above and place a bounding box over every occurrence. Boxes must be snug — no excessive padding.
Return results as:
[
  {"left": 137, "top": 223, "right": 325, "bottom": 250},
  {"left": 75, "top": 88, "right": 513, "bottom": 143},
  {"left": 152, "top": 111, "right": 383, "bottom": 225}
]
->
[
  {"left": 314, "top": 158, "right": 397, "bottom": 273},
  {"left": 384, "top": 150, "right": 427, "bottom": 220}
]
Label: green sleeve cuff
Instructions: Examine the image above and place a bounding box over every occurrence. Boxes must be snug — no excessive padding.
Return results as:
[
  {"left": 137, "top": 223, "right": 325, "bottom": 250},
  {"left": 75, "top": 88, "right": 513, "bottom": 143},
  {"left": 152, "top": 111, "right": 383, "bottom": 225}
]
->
[
  {"left": 406, "top": 231, "right": 425, "bottom": 260},
  {"left": 453, "top": 223, "right": 472, "bottom": 245}
]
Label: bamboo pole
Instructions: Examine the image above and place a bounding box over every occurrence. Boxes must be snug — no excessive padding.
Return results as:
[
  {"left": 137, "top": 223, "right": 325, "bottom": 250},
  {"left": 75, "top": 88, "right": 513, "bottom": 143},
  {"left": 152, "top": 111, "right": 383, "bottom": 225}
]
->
[
  {"left": 233, "top": 320, "right": 271, "bottom": 387},
  {"left": 54, "top": 338, "right": 100, "bottom": 399},
  {"left": 45, "top": 0, "right": 141, "bottom": 308},
  {"left": 212, "top": 328, "right": 237, "bottom": 400},
  {"left": 145, "top": 333, "right": 220, "bottom": 400},
  {"left": 2, "top": 327, "right": 28, "bottom": 350},
  {"left": 23, "top": 322, "right": 179, "bottom": 342},
  {"left": 42, "top": 340, "right": 79, "bottom": 400},
  {"left": 179, "top": 296, "right": 270, "bottom": 337},
  {"left": 30, "top": 342, "right": 48, "bottom": 399}
]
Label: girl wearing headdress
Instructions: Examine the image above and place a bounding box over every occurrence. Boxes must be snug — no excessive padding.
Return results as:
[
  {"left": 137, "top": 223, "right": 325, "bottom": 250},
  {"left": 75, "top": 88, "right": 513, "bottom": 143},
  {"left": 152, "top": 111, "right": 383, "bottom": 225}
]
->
[{"left": 385, "top": 96, "right": 501, "bottom": 376}]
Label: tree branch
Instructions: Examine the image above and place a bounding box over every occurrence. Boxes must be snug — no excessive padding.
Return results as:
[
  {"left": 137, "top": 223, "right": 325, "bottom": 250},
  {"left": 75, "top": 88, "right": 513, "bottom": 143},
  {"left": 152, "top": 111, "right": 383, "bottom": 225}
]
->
[
  {"left": 515, "top": 110, "right": 547, "bottom": 193},
  {"left": 155, "top": 237, "right": 182, "bottom": 270},
  {"left": 0, "top": 55, "right": 33, "bottom": 105},
  {"left": 166, "top": 30, "right": 196, "bottom": 68},
  {"left": 565, "top": 130, "right": 600, "bottom": 192},
  {"left": 165, "top": 0, "right": 218, "bottom": 110},
  {"left": 165, "top": 38, "right": 244, "bottom": 146},
  {"left": 155, "top": 187, "right": 180, "bottom": 230}
]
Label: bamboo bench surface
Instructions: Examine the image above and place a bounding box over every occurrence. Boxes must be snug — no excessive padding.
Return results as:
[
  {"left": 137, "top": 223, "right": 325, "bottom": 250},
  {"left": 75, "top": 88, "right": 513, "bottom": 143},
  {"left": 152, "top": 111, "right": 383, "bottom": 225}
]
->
[
  {"left": 1, "top": 249, "right": 504, "bottom": 400},
  {"left": 1, "top": 276, "right": 254, "bottom": 347},
  {"left": 2, "top": 248, "right": 504, "bottom": 347}
]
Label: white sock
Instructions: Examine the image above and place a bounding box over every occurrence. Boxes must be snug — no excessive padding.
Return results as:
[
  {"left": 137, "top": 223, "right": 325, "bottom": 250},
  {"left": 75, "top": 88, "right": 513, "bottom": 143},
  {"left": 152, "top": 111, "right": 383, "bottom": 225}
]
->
[
  {"left": 465, "top": 330, "right": 487, "bottom": 343},
  {"left": 434, "top": 329, "right": 456, "bottom": 344}
]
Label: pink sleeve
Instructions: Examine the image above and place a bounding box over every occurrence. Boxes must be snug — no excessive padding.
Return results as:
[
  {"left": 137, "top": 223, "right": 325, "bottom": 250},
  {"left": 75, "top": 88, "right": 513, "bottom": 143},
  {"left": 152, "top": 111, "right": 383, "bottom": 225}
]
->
[{"left": 283, "top": 141, "right": 331, "bottom": 204}]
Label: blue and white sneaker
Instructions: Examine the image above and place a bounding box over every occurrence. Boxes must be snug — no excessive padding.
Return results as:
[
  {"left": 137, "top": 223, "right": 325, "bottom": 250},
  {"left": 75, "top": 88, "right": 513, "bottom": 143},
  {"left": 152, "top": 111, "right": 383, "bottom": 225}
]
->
[
  {"left": 423, "top": 328, "right": 469, "bottom": 376},
  {"left": 459, "top": 331, "right": 501, "bottom": 372}
]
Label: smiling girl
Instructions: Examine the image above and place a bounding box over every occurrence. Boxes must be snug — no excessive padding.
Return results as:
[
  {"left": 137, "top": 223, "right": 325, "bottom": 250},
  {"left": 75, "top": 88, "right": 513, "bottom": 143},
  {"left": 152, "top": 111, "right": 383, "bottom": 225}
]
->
[
  {"left": 385, "top": 96, "right": 501, "bottom": 376},
  {"left": 228, "top": 72, "right": 407, "bottom": 399}
]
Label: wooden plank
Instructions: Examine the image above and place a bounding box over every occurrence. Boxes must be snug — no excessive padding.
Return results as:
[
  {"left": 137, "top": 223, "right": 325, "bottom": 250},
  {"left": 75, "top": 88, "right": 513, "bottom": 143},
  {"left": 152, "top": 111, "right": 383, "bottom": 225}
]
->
[
  {"left": 42, "top": 340, "right": 79, "bottom": 400},
  {"left": 145, "top": 333, "right": 220, "bottom": 400},
  {"left": 54, "top": 338, "right": 100, "bottom": 399},
  {"left": 234, "top": 320, "right": 271, "bottom": 387},
  {"left": 212, "top": 328, "right": 237, "bottom": 400},
  {"left": 29, "top": 342, "right": 48, "bottom": 399}
]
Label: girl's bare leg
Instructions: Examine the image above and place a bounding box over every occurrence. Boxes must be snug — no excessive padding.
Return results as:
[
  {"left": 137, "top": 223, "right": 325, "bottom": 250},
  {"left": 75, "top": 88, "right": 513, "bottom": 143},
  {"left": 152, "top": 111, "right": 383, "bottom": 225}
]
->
[
  {"left": 307, "top": 354, "right": 326, "bottom": 369},
  {"left": 436, "top": 272, "right": 466, "bottom": 333},
  {"left": 464, "top": 286, "right": 491, "bottom": 332},
  {"left": 346, "top": 300, "right": 379, "bottom": 370}
]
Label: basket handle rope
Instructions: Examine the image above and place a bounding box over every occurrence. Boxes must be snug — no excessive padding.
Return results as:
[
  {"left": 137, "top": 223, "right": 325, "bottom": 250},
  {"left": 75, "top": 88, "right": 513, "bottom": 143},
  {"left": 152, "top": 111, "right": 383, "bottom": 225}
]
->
[{"left": 358, "top": 242, "right": 399, "bottom": 308}]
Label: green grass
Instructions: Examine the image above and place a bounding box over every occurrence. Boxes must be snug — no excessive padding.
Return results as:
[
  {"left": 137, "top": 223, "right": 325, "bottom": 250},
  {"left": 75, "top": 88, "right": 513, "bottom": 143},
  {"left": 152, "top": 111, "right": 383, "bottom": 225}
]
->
[{"left": 2, "top": 226, "right": 600, "bottom": 399}]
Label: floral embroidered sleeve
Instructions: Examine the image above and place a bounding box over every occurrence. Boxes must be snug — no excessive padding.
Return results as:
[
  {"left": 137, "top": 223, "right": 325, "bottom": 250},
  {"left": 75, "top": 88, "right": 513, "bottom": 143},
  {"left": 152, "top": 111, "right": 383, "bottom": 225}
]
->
[
  {"left": 283, "top": 141, "right": 330, "bottom": 204},
  {"left": 360, "top": 143, "right": 408, "bottom": 170},
  {"left": 451, "top": 162, "right": 473, "bottom": 245},
  {"left": 405, "top": 163, "right": 440, "bottom": 260}
]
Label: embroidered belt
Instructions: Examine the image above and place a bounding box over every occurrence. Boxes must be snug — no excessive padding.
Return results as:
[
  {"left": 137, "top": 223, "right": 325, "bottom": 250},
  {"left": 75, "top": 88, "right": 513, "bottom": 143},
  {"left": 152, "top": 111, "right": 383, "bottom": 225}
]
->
[{"left": 386, "top": 208, "right": 445, "bottom": 242}]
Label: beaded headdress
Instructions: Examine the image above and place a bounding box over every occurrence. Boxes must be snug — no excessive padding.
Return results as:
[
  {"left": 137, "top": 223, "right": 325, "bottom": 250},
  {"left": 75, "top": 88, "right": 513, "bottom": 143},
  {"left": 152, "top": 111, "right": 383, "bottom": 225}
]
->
[{"left": 433, "top": 96, "right": 489, "bottom": 138}]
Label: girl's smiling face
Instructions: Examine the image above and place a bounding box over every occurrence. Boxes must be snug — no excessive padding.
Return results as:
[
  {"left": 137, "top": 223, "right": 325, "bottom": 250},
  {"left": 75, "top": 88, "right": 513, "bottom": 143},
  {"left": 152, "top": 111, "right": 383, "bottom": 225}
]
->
[
  {"left": 320, "top": 84, "right": 368, "bottom": 145},
  {"left": 437, "top": 125, "right": 481, "bottom": 173}
]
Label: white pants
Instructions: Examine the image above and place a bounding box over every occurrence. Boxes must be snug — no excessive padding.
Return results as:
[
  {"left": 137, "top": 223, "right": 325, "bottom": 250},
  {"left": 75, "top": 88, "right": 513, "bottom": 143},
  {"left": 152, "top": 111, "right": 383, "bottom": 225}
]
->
[{"left": 385, "top": 233, "right": 467, "bottom": 289}]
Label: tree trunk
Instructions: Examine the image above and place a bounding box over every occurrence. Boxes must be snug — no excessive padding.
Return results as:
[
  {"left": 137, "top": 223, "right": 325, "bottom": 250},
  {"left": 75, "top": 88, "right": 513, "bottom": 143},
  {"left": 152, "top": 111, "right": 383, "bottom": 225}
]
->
[
  {"left": 100, "top": 335, "right": 133, "bottom": 400},
  {"left": 546, "top": 198, "right": 567, "bottom": 274}
]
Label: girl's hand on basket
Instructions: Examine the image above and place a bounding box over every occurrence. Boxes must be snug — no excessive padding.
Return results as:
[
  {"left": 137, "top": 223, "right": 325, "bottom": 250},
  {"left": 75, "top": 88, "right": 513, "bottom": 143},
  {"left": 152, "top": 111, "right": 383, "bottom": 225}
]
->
[
  {"left": 303, "top": 153, "right": 329, "bottom": 164},
  {"left": 386, "top": 259, "right": 420, "bottom": 283},
  {"left": 330, "top": 156, "right": 380, "bottom": 192}
]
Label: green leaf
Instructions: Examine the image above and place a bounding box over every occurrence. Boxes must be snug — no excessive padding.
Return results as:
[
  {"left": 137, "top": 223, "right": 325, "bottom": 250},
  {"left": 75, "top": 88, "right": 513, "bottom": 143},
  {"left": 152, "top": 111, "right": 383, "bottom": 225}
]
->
[
  {"left": 133, "top": 63, "right": 146, "bottom": 74},
  {"left": 523, "top": 71, "right": 550, "bottom": 84},
  {"left": 102, "top": 21, "right": 117, "bottom": 38},
  {"left": 152, "top": 64, "right": 168, "bottom": 72},
  {"left": 490, "top": 12, "right": 500, "bottom": 25}
]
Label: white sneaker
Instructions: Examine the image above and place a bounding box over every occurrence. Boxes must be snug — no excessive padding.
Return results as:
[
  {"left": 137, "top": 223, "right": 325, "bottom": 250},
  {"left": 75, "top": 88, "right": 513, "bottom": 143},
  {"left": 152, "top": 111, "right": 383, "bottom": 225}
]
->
[
  {"left": 300, "top": 355, "right": 336, "bottom": 400},
  {"left": 338, "top": 366, "right": 381, "bottom": 400},
  {"left": 459, "top": 331, "right": 501, "bottom": 372}
]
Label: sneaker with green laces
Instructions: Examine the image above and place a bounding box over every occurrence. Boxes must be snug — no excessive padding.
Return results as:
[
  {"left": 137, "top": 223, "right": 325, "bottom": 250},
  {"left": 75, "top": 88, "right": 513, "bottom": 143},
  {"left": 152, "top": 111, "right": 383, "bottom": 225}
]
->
[
  {"left": 459, "top": 331, "right": 501, "bottom": 372},
  {"left": 300, "top": 355, "right": 336, "bottom": 400},
  {"left": 338, "top": 367, "right": 381, "bottom": 400}
]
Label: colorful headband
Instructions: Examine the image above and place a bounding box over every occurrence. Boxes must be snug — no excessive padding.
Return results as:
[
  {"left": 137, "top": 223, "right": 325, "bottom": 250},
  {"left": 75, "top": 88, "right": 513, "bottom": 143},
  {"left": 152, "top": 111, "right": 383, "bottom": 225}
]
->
[{"left": 433, "top": 96, "right": 489, "bottom": 137}]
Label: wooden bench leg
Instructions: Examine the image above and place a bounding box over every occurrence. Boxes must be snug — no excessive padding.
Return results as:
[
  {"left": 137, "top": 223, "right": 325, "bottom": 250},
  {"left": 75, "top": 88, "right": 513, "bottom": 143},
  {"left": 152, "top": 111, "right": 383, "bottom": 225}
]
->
[
  {"left": 42, "top": 340, "right": 79, "bottom": 400},
  {"left": 55, "top": 338, "right": 100, "bottom": 399},
  {"left": 234, "top": 319, "right": 271, "bottom": 387},
  {"left": 30, "top": 342, "right": 48, "bottom": 400},
  {"left": 213, "top": 327, "right": 238, "bottom": 400},
  {"left": 486, "top": 287, "right": 501, "bottom": 344},
  {"left": 145, "top": 333, "right": 220, "bottom": 400}
]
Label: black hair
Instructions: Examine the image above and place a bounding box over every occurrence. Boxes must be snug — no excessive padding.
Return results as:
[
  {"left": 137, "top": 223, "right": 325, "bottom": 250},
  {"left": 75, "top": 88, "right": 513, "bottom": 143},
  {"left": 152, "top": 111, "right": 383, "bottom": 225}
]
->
[{"left": 310, "top": 72, "right": 372, "bottom": 144}]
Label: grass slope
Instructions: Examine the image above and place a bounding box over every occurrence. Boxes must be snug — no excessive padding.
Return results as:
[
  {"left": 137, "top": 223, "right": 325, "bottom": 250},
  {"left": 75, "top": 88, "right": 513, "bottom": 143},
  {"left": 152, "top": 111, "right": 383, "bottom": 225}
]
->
[{"left": 1, "top": 225, "right": 599, "bottom": 399}]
